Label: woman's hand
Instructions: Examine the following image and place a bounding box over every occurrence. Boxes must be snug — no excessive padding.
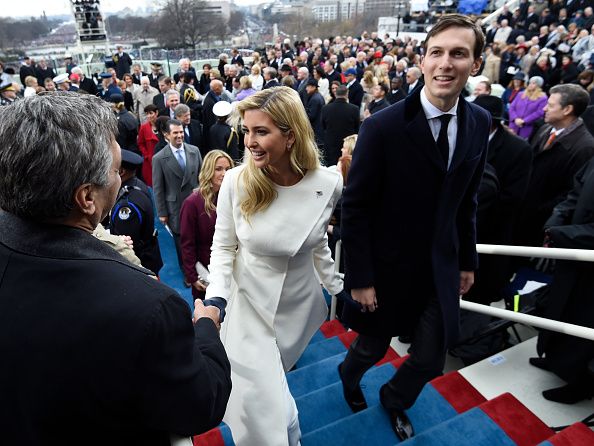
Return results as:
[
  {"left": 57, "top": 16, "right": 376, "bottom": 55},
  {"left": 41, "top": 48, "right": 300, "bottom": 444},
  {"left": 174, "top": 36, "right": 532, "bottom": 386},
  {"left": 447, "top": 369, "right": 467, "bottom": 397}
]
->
[
  {"left": 193, "top": 280, "right": 207, "bottom": 292},
  {"left": 514, "top": 118, "right": 524, "bottom": 127}
]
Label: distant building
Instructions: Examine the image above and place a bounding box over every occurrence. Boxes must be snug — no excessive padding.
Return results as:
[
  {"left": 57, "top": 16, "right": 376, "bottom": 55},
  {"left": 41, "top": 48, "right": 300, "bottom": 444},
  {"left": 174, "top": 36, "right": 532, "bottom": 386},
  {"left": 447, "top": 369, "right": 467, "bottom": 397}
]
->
[
  {"left": 205, "top": 0, "right": 232, "bottom": 20},
  {"left": 311, "top": 0, "right": 365, "bottom": 22},
  {"left": 364, "top": 0, "right": 406, "bottom": 17}
]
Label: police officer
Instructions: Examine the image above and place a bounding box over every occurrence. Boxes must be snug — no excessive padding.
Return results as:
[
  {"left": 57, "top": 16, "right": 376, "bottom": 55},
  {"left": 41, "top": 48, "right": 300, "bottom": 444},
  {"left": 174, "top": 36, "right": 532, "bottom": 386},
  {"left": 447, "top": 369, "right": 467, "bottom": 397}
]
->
[
  {"left": 0, "top": 82, "right": 17, "bottom": 106},
  {"left": 110, "top": 149, "right": 163, "bottom": 275}
]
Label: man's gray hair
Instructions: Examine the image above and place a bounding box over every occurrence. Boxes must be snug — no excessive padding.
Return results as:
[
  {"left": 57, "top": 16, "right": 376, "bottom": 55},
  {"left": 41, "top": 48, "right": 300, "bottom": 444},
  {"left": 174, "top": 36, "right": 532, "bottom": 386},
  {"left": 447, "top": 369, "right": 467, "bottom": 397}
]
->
[
  {"left": 0, "top": 92, "right": 117, "bottom": 220},
  {"left": 165, "top": 89, "right": 180, "bottom": 100},
  {"left": 174, "top": 103, "right": 191, "bottom": 117}
]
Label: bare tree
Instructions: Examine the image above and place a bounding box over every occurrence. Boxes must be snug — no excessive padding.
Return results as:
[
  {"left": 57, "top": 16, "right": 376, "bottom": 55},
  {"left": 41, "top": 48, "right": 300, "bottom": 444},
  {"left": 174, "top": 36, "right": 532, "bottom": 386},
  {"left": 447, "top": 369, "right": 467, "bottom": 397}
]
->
[{"left": 156, "top": 0, "right": 228, "bottom": 49}]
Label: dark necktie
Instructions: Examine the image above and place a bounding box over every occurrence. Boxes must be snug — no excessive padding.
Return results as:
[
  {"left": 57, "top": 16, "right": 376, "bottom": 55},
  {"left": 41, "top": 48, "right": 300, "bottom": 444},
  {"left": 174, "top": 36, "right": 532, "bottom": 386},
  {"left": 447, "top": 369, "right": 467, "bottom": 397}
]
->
[
  {"left": 437, "top": 114, "right": 452, "bottom": 167},
  {"left": 184, "top": 127, "right": 191, "bottom": 144}
]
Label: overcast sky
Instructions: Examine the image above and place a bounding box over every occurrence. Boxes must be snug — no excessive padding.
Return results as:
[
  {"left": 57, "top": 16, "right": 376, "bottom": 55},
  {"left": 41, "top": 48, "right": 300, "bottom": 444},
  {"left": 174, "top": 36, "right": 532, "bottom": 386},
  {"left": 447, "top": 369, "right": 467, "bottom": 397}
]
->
[{"left": 1, "top": 0, "right": 263, "bottom": 18}]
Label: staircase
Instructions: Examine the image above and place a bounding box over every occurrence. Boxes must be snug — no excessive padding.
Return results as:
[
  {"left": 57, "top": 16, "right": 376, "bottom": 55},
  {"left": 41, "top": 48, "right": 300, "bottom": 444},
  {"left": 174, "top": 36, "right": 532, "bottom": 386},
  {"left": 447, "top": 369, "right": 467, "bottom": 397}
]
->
[
  {"left": 191, "top": 319, "right": 594, "bottom": 446},
  {"left": 152, "top": 223, "right": 594, "bottom": 445}
]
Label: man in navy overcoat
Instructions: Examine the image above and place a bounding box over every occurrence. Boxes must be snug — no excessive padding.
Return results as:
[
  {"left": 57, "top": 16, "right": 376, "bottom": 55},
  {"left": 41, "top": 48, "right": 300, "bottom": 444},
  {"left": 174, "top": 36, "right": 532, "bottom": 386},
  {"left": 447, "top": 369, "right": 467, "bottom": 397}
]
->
[{"left": 339, "top": 14, "right": 491, "bottom": 440}]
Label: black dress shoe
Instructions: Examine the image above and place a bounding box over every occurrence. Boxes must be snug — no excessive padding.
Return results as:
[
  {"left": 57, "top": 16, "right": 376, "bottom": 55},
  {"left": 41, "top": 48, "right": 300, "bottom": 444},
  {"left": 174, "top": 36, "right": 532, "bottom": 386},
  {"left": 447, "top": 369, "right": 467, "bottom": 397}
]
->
[
  {"left": 380, "top": 384, "right": 414, "bottom": 441},
  {"left": 398, "top": 335, "right": 412, "bottom": 344},
  {"left": 529, "top": 357, "right": 551, "bottom": 371},
  {"left": 542, "top": 382, "right": 594, "bottom": 404},
  {"left": 337, "top": 362, "right": 368, "bottom": 413}
]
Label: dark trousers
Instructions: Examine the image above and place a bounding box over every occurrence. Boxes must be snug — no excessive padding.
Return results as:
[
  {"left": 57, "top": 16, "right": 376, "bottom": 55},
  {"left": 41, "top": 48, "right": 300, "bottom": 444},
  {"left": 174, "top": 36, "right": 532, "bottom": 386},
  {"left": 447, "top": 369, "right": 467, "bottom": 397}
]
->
[
  {"left": 172, "top": 232, "right": 185, "bottom": 277},
  {"left": 341, "top": 297, "right": 447, "bottom": 410}
]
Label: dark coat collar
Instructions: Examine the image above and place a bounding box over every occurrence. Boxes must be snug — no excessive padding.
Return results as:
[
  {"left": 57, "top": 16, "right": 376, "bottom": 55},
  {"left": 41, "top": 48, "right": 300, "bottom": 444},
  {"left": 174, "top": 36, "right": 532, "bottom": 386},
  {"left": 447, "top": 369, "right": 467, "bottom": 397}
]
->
[
  {"left": 403, "top": 87, "right": 478, "bottom": 172},
  {"left": 0, "top": 211, "right": 149, "bottom": 274}
]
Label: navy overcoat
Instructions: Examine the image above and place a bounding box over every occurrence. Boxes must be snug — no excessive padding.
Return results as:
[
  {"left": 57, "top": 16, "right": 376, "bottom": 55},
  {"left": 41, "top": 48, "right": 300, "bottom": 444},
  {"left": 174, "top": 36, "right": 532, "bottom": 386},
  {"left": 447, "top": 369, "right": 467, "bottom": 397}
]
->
[{"left": 341, "top": 88, "right": 490, "bottom": 347}]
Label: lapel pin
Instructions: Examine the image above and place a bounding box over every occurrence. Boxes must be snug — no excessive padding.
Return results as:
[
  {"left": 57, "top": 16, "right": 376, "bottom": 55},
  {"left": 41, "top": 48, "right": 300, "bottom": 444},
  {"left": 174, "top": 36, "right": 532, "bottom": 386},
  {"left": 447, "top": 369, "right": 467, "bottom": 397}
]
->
[{"left": 315, "top": 190, "right": 323, "bottom": 198}]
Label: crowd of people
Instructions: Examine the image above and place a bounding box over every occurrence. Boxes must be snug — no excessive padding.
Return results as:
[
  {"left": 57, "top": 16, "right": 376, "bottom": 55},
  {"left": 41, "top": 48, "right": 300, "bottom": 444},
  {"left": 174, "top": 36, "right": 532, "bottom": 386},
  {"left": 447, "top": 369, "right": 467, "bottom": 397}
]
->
[{"left": 1, "top": 2, "right": 594, "bottom": 445}]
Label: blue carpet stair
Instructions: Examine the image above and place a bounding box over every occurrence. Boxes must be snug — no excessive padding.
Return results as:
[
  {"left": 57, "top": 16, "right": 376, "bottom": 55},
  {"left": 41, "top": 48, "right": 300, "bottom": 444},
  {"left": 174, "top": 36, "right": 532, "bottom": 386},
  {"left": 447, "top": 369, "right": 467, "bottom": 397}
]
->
[{"left": 154, "top": 223, "right": 592, "bottom": 446}]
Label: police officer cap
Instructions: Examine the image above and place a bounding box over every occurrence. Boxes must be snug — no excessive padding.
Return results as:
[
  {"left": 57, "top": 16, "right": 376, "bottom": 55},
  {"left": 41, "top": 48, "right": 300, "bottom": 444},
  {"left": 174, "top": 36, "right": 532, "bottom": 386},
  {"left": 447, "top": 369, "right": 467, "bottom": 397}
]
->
[
  {"left": 213, "top": 100, "right": 233, "bottom": 117},
  {"left": 109, "top": 93, "right": 124, "bottom": 103},
  {"left": 53, "top": 73, "right": 70, "bottom": 84},
  {"left": 121, "top": 149, "right": 143, "bottom": 166},
  {"left": 0, "top": 82, "right": 15, "bottom": 93},
  {"left": 100, "top": 72, "right": 113, "bottom": 79}
]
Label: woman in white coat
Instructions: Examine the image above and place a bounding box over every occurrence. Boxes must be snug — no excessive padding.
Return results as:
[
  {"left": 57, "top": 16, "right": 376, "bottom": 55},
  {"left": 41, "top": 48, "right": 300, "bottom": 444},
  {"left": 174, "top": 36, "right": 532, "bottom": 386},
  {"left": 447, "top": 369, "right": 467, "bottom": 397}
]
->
[{"left": 205, "top": 86, "right": 344, "bottom": 446}]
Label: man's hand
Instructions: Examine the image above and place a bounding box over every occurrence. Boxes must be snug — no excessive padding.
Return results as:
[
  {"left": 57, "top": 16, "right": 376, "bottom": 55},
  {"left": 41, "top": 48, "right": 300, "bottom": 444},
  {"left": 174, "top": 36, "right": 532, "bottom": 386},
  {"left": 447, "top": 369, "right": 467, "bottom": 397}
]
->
[
  {"left": 352, "top": 286, "right": 378, "bottom": 312},
  {"left": 193, "top": 299, "right": 220, "bottom": 330},
  {"left": 159, "top": 216, "right": 168, "bottom": 225},
  {"left": 459, "top": 271, "right": 474, "bottom": 295},
  {"left": 193, "top": 280, "right": 207, "bottom": 292}
]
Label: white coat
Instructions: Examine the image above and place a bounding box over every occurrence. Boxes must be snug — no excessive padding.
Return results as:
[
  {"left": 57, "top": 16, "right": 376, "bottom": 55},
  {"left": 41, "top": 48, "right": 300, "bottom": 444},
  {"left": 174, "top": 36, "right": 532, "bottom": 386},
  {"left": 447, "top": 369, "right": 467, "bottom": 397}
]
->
[{"left": 206, "top": 164, "right": 343, "bottom": 446}]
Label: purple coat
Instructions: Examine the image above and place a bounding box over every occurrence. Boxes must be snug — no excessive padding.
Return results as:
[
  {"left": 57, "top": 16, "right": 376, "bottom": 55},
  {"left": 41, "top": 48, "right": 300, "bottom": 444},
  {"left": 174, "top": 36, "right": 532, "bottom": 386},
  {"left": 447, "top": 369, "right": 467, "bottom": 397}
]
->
[
  {"left": 180, "top": 191, "right": 217, "bottom": 299},
  {"left": 508, "top": 93, "right": 547, "bottom": 139}
]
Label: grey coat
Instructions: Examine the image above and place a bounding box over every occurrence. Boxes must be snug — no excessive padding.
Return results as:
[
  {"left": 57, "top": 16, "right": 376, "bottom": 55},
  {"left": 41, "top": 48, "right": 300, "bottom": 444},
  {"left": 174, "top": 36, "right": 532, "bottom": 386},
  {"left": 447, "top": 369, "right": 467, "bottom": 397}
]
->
[{"left": 152, "top": 143, "right": 202, "bottom": 234}]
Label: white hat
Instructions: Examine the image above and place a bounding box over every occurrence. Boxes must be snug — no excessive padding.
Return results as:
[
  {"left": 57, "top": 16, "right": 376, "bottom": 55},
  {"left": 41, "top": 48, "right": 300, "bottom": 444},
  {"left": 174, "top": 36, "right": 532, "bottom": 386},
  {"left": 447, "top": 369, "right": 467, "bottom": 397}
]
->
[
  {"left": 213, "top": 101, "right": 232, "bottom": 117},
  {"left": 53, "top": 73, "right": 70, "bottom": 84}
]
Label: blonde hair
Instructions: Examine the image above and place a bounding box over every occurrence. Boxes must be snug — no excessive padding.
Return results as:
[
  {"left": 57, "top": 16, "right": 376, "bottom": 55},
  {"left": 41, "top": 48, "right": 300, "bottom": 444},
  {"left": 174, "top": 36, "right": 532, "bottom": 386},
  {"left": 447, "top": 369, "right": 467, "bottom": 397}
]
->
[
  {"left": 236, "top": 87, "right": 321, "bottom": 219},
  {"left": 340, "top": 134, "right": 358, "bottom": 185},
  {"left": 25, "top": 76, "right": 37, "bottom": 87},
  {"left": 251, "top": 64, "right": 261, "bottom": 75},
  {"left": 239, "top": 76, "right": 252, "bottom": 90},
  {"left": 198, "top": 150, "right": 235, "bottom": 216}
]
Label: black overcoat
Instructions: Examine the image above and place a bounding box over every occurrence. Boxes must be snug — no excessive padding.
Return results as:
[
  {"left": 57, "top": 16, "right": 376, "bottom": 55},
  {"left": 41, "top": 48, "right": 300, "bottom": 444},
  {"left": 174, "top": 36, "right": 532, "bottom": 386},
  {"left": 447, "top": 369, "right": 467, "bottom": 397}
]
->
[
  {"left": 538, "top": 158, "right": 594, "bottom": 382},
  {"left": 0, "top": 211, "right": 231, "bottom": 445},
  {"left": 321, "top": 98, "right": 360, "bottom": 167},
  {"left": 341, "top": 88, "right": 490, "bottom": 346}
]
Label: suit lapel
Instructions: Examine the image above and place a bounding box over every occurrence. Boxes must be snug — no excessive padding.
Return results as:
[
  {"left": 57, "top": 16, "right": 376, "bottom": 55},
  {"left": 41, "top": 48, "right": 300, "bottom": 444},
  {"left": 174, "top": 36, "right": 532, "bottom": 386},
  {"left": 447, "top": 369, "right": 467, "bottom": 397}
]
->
[
  {"left": 449, "top": 99, "right": 475, "bottom": 172},
  {"left": 404, "top": 90, "right": 445, "bottom": 172},
  {"left": 182, "top": 147, "right": 196, "bottom": 187},
  {"left": 165, "top": 145, "right": 184, "bottom": 179}
]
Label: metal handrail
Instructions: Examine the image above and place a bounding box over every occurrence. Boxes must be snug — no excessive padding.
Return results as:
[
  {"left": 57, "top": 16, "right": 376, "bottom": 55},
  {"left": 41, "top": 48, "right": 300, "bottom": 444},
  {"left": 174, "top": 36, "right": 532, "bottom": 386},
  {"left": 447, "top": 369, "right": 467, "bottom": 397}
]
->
[{"left": 331, "top": 243, "right": 594, "bottom": 341}]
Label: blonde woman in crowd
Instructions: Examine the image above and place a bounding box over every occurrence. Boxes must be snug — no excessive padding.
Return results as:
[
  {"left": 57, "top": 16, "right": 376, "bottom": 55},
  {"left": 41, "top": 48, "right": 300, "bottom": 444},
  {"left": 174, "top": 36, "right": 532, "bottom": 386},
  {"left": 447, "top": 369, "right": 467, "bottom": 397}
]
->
[
  {"left": 206, "top": 87, "right": 344, "bottom": 446},
  {"left": 249, "top": 64, "right": 264, "bottom": 91},
  {"left": 180, "top": 150, "right": 234, "bottom": 301}
]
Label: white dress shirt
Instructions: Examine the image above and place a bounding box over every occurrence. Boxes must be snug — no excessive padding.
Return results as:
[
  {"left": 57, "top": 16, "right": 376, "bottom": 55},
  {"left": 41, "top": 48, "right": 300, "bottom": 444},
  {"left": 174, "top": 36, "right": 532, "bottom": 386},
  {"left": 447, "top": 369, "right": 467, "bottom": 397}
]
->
[{"left": 420, "top": 87, "right": 459, "bottom": 169}]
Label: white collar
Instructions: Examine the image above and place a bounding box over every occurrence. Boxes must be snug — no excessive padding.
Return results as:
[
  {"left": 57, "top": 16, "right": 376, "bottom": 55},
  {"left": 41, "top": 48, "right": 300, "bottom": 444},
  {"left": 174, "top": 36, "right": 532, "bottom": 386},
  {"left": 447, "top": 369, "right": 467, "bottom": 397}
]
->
[
  {"left": 420, "top": 86, "right": 458, "bottom": 120},
  {"left": 171, "top": 143, "right": 184, "bottom": 152}
]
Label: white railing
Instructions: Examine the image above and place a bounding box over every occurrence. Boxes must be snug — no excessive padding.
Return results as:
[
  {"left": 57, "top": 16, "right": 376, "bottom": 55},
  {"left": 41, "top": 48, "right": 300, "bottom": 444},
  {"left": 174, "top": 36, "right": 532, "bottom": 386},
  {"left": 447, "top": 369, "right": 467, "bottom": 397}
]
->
[
  {"left": 481, "top": 0, "right": 520, "bottom": 29},
  {"left": 331, "top": 243, "right": 594, "bottom": 341}
]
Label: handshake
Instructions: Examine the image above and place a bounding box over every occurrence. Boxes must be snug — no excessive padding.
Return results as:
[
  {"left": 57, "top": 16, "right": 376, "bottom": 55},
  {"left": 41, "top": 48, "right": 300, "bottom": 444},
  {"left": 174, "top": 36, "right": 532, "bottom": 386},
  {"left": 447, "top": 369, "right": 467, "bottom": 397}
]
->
[{"left": 194, "top": 297, "right": 227, "bottom": 327}]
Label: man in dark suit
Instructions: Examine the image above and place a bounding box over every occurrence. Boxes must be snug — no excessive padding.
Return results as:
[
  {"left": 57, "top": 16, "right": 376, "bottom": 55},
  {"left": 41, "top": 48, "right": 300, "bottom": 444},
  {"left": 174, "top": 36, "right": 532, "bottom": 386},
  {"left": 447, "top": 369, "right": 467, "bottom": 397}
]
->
[
  {"left": 321, "top": 85, "right": 360, "bottom": 166},
  {"left": 19, "top": 56, "right": 36, "bottom": 86},
  {"left": 152, "top": 118, "right": 203, "bottom": 283},
  {"left": 387, "top": 76, "right": 406, "bottom": 104},
  {"left": 514, "top": 84, "right": 594, "bottom": 249},
  {"left": 148, "top": 62, "right": 163, "bottom": 89},
  {"left": 339, "top": 15, "right": 489, "bottom": 441},
  {"left": 304, "top": 78, "right": 326, "bottom": 148},
  {"left": 175, "top": 103, "right": 204, "bottom": 154},
  {"left": 467, "top": 95, "right": 532, "bottom": 304},
  {"left": 153, "top": 76, "right": 172, "bottom": 112},
  {"left": 158, "top": 89, "right": 180, "bottom": 120},
  {"left": 0, "top": 92, "right": 230, "bottom": 445},
  {"left": 405, "top": 67, "right": 423, "bottom": 95},
  {"left": 262, "top": 67, "right": 280, "bottom": 89},
  {"left": 344, "top": 68, "right": 364, "bottom": 109},
  {"left": 113, "top": 44, "right": 133, "bottom": 79},
  {"left": 201, "top": 79, "right": 225, "bottom": 154}
]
